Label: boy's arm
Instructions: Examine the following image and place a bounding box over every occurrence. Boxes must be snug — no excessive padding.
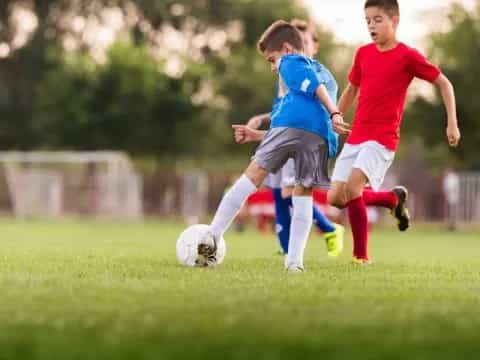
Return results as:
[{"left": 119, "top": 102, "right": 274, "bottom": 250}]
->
[
  {"left": 246, "top": 113, "right": 271, "bottom": 129},
  {"left": 433, "top": 74, "right": 461, "bottom": 147},
  {"left": 338, "top": 83, "right": 359, "bottom": 114},
  {"left": 315, "top": 85, "right": 350, "bottom": 135}
]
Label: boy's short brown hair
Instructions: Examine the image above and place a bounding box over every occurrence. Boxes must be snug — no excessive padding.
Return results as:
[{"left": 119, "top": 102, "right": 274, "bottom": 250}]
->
[
  {"left": 290, "top": 18, "right": 318, "bottom": 43},
  {"left": 364, "top": 0, "right": 399, "bottom": 17},
  {"left": 257, "top": 20, "right": 304, "bottom": 54}
]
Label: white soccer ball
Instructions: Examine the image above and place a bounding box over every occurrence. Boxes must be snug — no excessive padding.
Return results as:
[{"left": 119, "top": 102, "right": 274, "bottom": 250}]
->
[{"left": 176, "top": 224, "right": 226, "bottom": 267}]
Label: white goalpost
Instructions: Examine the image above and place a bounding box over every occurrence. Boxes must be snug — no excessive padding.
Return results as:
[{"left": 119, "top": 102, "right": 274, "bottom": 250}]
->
[{"left": 0, "top": 151, "right": 143, "bottom": 219}]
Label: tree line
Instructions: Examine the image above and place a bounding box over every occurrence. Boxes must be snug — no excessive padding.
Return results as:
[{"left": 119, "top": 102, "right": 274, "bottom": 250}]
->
[{"left": 0, "top": 1, "right": 477, "bottom": 169}]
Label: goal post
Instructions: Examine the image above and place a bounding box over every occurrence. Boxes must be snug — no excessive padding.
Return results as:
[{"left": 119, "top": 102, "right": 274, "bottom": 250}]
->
[{"left": 0, "top": 151, "right": 143, "bottom": 219}]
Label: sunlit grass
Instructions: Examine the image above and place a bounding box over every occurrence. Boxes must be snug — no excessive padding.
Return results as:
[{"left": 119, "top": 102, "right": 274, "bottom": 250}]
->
[{"left": 0, "top": 219, "right": 479, "bottom": 359}]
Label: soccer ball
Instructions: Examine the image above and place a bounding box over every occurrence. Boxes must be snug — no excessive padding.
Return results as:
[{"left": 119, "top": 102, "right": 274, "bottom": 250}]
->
[{"left": 176, "top": 224, "right": 226, "bottom": 267}]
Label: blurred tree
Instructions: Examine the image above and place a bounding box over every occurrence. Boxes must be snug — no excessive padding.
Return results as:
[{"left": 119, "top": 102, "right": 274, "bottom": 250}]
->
[
  {"left": 33, "top": 43, "right": 230, "bottom": 156},
  {"left": 0, "top": 0, "right": 348, "bottom": 161},
  {"left": 404, "top": 3, "right": 480, "bottom": 170},
  {"left": 0, "top": 0, "right": 50, "bottom": 148}
]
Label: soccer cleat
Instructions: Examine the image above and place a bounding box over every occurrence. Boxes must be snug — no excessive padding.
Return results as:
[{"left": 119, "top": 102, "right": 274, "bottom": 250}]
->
[
  {"left": 324, "top": 224, "right": 345, "bottom": 257},
  {"left": 286, "top": 265, "right": 305, "bottom": 273},
  {"left": 196, "top": 232, "right": 218, "bottom": 267},
  {"left": 352, "top": 257, "right": 373, "bottom": 265},
  {"left": 391, "top": 186, "right": 410, "bottom": 231}
]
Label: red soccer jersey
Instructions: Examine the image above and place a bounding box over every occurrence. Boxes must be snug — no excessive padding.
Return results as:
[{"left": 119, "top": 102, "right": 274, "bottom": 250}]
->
[{"left": 347, "top": 42, "right": 440, "bottom": 150}]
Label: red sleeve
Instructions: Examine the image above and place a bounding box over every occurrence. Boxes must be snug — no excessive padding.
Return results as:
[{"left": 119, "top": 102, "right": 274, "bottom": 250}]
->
[
  {"left": 348, "top": 48, "right": 362, "bottom": 86},
  {"left": 409, "top": 48, "right": 441, "bottom": 83}
]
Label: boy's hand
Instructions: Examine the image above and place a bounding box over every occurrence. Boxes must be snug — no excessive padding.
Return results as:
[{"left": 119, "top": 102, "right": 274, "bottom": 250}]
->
[
  {"left": 446, "top": 124, "right": 461, "bottom": 147},
  {"left": 232, "top": 125, "right": 265, "bottom": 144},
  {"left": 332, "top": 114, "right": 351, "bottom": 135}
]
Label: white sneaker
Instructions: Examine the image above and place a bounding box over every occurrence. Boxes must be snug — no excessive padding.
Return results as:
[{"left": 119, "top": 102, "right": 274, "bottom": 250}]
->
[{"left": 286, "top": 265, "right": 305, "bottom": 273}]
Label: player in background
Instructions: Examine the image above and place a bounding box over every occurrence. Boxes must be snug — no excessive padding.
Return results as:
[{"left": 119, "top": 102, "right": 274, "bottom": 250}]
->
[
  {"left": 327, "top": 0, "right": 461, "bottom": 264},
  {"left": 244, "top": 19, "right": 344, "bottom": 257},
  {"left": 201, "top": 20, "right": 349, "bottom": 271}
]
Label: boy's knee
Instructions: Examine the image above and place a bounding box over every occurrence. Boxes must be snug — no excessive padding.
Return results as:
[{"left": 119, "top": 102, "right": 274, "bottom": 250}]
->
[
  {"left": 292, "top": 185, "right": 312, "bottom": 197},
  {"left": 345, "top": 169, "right": 368, "bottom": 201},
  {"left": 327, "top": 190, "right": 346, "bottom": 209},
  {"left": 244, "top": 161, "right": 268, "bottom": 187},
  {"left": 345, "top": 183, "right": 363, "bottom": 202}
]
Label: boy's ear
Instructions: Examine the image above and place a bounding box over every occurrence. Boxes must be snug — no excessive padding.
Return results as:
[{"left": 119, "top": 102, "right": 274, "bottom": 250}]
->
[
  {"left": 392, "top": 15, "right": 400, "bottom": 28},
  {"left": 282, "top": 42, "right": 294, "bottom": 54}
]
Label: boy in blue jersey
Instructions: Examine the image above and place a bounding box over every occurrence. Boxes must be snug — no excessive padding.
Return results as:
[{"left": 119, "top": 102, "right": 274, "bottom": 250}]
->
[
  {"left": 244, "top": 19, "right": 344, "bottom": 257},
  {"left": 201, "top": 20, "right": 349, "bottom": 271}
]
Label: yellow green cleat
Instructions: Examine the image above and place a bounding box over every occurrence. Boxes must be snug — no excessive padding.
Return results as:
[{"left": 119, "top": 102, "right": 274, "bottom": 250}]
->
[
  {"left": 324, "top": 223, "right": 344, "bottom": 257},
  {"left": 352, "top": 256, "right": 373, "bottom": 265}
]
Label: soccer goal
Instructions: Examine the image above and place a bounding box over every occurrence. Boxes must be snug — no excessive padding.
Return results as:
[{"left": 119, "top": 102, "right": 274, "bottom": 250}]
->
[{"left": 0, "top": 151, "right": 143, "bottom": 219}]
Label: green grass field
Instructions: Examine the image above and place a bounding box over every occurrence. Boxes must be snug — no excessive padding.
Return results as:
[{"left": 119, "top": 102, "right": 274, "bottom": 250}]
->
[{"left": 0, "top": 218, "right": 479, "bottom": 360}]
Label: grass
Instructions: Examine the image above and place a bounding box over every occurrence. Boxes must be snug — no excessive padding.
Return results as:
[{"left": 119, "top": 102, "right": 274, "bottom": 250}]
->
[{"left": 0, "top": 218, "right": 479, "bottom": 359}]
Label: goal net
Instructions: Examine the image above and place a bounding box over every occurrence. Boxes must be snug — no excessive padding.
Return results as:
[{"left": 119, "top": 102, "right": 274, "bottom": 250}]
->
[{"left": 0, "top": 151, "right": 142, "bottom": 219}]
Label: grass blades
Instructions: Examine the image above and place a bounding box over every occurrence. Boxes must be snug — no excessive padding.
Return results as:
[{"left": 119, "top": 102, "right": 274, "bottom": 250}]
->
[{"left": 0, "top": 219, "right": 479, "bottom": 359}]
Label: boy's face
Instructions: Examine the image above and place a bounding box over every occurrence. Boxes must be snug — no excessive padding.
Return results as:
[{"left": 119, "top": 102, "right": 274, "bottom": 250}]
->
[
  {"left": 263, "top": 42, "right": 297, "bottom": 74},
  {"left": 364, "top": 6, "right": 399, "bottom": 45}
]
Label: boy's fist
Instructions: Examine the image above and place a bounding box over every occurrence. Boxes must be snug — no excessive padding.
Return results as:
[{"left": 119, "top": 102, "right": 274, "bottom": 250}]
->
[
  {"left": 446, "top": 124, "right": 460, "bottom": 147},
  {"left": 232, "top": 125, "right": 265, "bottom": 144},
  {"left": 332, "top": 114, "right": 351, "bottom": 135}
]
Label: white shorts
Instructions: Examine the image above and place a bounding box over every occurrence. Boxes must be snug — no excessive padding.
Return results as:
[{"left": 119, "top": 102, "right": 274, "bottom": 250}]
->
[
  {"left": 263, "top": 158, "right": 296, "bottom": 188},
  {"left": 331, "top": 141, "right": 395, "bottom": 191}
]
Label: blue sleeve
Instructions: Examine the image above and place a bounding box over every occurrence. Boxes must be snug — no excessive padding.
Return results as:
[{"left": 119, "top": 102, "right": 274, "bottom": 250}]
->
[
  {"left": 312, "top": 61, "right": 334, "bottom": 88},
  {"left": 278, "top": 56, "right": 324, "bottom": 97},
  {"left": 316, "top": 69, "right": 331, "bottom": 86}
]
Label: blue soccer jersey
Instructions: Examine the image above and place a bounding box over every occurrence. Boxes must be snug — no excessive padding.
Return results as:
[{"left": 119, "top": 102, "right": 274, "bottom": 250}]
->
[{"left": 270, "top": 54, "right": 338, "bottom": 157}]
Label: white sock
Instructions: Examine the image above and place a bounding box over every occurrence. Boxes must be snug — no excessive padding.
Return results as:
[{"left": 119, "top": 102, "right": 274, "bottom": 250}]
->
[
  {"left": 285, "top": 196, "right": 313, "bottom": 269},
  {"left": 209, "top": 174, "right": 257, "bottom": 238}
]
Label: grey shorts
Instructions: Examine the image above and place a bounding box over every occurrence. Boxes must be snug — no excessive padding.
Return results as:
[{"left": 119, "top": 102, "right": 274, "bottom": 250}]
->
[
  {"left": 253, "top": 127, "right": 330, "bottom": 189},
  {"left": 263, "top": 159, "right": 296, "bottom": 188}
]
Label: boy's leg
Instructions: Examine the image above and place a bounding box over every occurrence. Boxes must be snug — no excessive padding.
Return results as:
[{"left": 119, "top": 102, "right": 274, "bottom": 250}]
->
[
  {"left": 344, "top": 142, "right": 396, "bottom": 261},
  {"left": 282, "top": 184, "right": 336, "bottom": 233},
  {"left": 265, "top": 171, "right": 290, "bottom": 253},
  {"left": 272, "top": 187, "right": 290, "bottom": 254},
  {"left": 208, "top": 161, "right": 268, "bottom": 239},
  {"left": 285, "top": 130, "right": 331, "bottom": 270},
  {"left": 328, "top": 143, "right": 355, "bottom": 209},
  {"left": 280, "top": 186, "right": 343, "bottom": 257},
  {"left": 329, "top": 181, "right": 370, "bottom": 261},
  {"left": 363, "top": 187, "right": 410, "bottom": 231},
  {"left": 327, "top": 182, "right": 348, "bottom": 209},
  {"left": 345, "top": 169, "right": 369, "bottom": 261},
  {"left": 312, "top": 205, "right": 336, "bottom": 233},
  {"left": 281, "top": 160, "right": 335, "bottom": 233},
  {"left": 276, "top": 157, "right": 337, "bottom": 255},
  {"left": 209, "top": 125, "right": 296, "bottom": 242},
  {"left": 328, "top": 148, "right": 368, "bottom": 260},
  {"left": 351, "top": 142, "right": 408, "bottom": 231},
  {"left": 285, "top": 185, "right": 313, "bottom": 271},
  {"left": 362, "top": 188, "right": 397, "bottom": 208}
]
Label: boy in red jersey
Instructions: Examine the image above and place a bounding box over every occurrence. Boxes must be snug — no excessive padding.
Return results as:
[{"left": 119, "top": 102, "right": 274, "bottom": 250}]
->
[{"left": 327, "top": 0, "right": 461, "bottom": 263}]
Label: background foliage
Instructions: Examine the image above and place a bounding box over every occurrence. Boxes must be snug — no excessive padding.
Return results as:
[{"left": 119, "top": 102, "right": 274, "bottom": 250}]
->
[{"left": 0, "top": 0, "right": 477, "bottom": 168}]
